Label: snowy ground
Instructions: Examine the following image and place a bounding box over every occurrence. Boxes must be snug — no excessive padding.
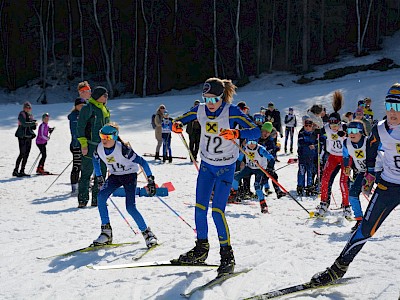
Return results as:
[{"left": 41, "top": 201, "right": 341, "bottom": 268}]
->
[{"left": 1, "top": 33, "right": 400, "bottom": 300}]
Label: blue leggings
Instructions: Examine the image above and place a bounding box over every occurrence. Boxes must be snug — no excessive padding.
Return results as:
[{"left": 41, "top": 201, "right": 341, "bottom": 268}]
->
[
  {"left": 233, "top": 167, "right": 267, "bottom": 201},
  {"left": 195, "top": 161, "right": 235, "bottom": 246},
  {"left": 338, "top": 179, "right": 399, "bottom": 265},
  {"left": 297, "top": 160, "right": 314, "bottom": 187},
  {"left": 162, "top": 133, "right": 172, "bottom": 157},
  {"left": 349, "top": 172, "right": 365, "bottom": 219},
  {"left": 97, "top": 173, "right": 147, "bottom": 231}
]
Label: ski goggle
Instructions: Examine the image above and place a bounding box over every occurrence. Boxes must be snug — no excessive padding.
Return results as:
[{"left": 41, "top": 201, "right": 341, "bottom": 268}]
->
[
  {"left": 347, "top": 128, "right": 362, "bottom": 134},
  {"left": 385, "top": 102, "right": 400, "bottom": 112},
  {"left": 202, "top": 96, "right": 222, "bottom": 104},
  {"left": 247, "top": 140, "right": 257, "bottom": 145},
  {"left": 255, "top": 117, "right": 264, "bottom": 122},
  {"left": 304, "top": 122, "right": 313, "bottom": 128},
  {"left": 99, "top": 133, "right": 115, "bottom": 141}
]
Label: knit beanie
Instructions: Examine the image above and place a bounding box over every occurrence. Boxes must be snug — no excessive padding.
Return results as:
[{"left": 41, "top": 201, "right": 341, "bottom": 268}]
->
[
  {"left": 261, "top": 122, "right": 273, "bottom": 132},
  {"left": 91, "top": 86, "right": 108, "bottom": 101}
]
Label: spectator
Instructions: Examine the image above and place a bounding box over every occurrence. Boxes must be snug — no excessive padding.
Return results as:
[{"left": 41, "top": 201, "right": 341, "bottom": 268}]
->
[
  {"left": 354, "top": 107, "right": 372, "bottom": 135},
  {"left": 154, "top": 104, "right": 166, "bottom": 160},
  {"left": 186, "top": 100, "right": 201, "bottom": 161},
  {"left": 13, "top": 101, "right": 37, "bottom": 177},
  {"left": 76, "top": 86, "right": 110, "bottom": 208},
  {"left": 265, "top": 102, "right": 282, "bottom": 137},
  {"left": 284, "top": 107, "right": 297, "bottom": 153}
]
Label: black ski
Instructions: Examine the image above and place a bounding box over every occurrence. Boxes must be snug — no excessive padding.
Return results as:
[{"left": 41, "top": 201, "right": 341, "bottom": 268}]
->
[
  {"left": 244, "top": 277, "right": 358, "bottom": 299},
  {"left": 181, "top": 269, "right": 251, "bottom": 298},
  {"left": 143, "top": 153, "right": 187, "bottom": 160},
  {"left": 37, "top": 242, "right": 139, "bottom": 259}
]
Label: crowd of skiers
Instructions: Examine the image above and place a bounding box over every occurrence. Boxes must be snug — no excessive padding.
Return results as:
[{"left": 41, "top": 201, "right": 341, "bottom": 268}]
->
[{"left": 11, "top": 77, "right": 399, "bottom": 285}]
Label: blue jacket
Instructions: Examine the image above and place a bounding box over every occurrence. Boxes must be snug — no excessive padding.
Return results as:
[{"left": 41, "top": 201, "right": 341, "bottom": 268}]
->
[
  {"left": 174, "top": 102, "right": 260, "bottom": 141},
  {"left": 68, "top": 110, "right": 80, "bottom": 148},
  {"left": 297, "top": 129, "right": 318, "bottom": 161}
]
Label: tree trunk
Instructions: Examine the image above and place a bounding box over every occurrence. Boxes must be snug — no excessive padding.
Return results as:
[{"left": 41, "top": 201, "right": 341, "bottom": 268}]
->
[
  {"left": 173, "top": 0, "right": 177, "bottom": 37},
  {"left": 93, "top": 0, "right": 113, "bottom": 97},
  {"left": 133, "top": 0, "right": 138, "bottom": 95},
  {"left": 213, "top": 0, "right": 218, "bottom": 77},
  {"left": 235, "top": 0, "right": 241, "bottom": 79},
  {"left": 356, "top": 0, "right": 361, "bottom": 55},
  {"left": 302, "top": 0, "right": 308, "bottom": 72},
  {"left": 76, "top": 0, "right": 84, "bottom": 81},
  {"left": 156, "top": 27, "right": 161, "bottom": 91},
  {"left": 67, "top": 0, "right": 73, "bottom": 89},
  {"left": 285, "top": 0, "right": 290, "bottom": 69},
  {"left": 51, "top": 0, "right": 57, "bottom": 79},
  {"left": 107, "top": 0, "right": 116, "bottom": 87},
  {"left": 319, "top": 0, "right": 325, "bottom": 59},
  {"left": 360, "top": 0, "right": 374, "bottom": 54},
  {"left": 0, "top": 0, "right": 12, "bottom": 89},
  {"left": 269, "top": 0, "right": 276, "bottom": 72},
  {"left": 255, "top": 0, "right": 261, "bottom": 76},
  {"left": 141, "top": 0, "right": 150, "bottom": 97}
]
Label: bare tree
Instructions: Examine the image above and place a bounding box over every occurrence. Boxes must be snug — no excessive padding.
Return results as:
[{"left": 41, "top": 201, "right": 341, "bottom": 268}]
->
[
  {"left": 133, "top": 0, "right": 138, "bottom": 95},
  {"left": 285, "top": 0, "right": 290, "bottom": 68},
  {"left": 0, "top": 0, "right": 12, "bottom": 89},
  {"left": 255, "top": 0, "right": 261, "bottom": 76},
  {"left": 269, "top": 0, "right": 276, "bottom": 72},
  {"left": 67, "top": 0, "right": 73, "bottom": 89},
  {"left": 319, "top": 0, "right": 325, "bottom": 59},
  {"left": 140, "top": 0, "right": 155, "bottom": 97},
  {"left": 93, "top": 0, "right": 113, "bottom": 97},
  {"left": 76, "top": 0, "right": 85, "bottom": 80},
  {"left": 356, "top": 0, "right": 374, "bottom": 56},
  {"left": 50, "top": 0, "right": 57, "bottom": 78},
  {"left": 302, "top": 0, "right": 309, "bottom": 72},
  {"left": 213, "top": 0, "right": 218, "bottom": 77},
  {"left": 235, "top": 0, "right": 241, "bottom": 79},
  {"left": 173, "top": 0, "right": 177, "bottom": 37},
  {"left": 107, "top": 0, "right": 116, "bottom": 87}
]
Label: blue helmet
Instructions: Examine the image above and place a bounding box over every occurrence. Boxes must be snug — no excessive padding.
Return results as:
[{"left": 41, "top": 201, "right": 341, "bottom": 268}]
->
[
  {"left": 99, "top": 124, "right": 119, "bottom": 141},
  {"left": 347, "top": 121, "right": 364, "bottom": 133}
]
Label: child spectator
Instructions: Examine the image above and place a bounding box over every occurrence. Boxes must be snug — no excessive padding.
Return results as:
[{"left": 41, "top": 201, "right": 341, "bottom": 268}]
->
[
  {"left": 36, "top": 113, "right": 54, "bottom": 174},
  {"left": 161, "top": 110, "right": 173, "bottom": 163}
]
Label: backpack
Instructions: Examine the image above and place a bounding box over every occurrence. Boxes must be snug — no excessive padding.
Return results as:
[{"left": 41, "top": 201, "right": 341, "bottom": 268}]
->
[{"left": 151, "top": 114, "right": 156, "bottom": 129}]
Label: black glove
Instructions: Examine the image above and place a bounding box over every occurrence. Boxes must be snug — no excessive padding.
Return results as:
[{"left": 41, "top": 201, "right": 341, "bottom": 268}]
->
[
  {"left": 337, "top": 130, "right": 346, "bottom": 137},
  {"left": 49, "top": 127, "right": 55, "bottom": 134},
  {"left": 97, "top": 176, "right": 105, "bottom": 190},
  {"left": 147, "top": 175, "right": 156, "bottom": 196}
]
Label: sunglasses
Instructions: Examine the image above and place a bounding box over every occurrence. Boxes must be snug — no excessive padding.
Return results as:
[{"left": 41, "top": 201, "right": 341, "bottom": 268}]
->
[
  {"left": 99, "top": 133, "right": 114, "bottom": 140},
  {"left": 347, "top": 128, "right": 362, "bottom": 134},
  {"left": 304, "top": 124, "right": 313, "bottom": 128},
  {"left": 203, "top": 96, "right": 222, "bottom": 104},
  {"left": 247, "top": 140, "right": 257, "bottom": 145},
  {"left": 385, "top": 102, "right": 400, "bottom": 112}
]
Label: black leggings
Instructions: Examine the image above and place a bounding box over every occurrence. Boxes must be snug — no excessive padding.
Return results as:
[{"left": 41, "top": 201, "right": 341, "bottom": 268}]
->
[
  {"left": 15, "top": 138, "right": 32, "bottom": 172},
  {"left": 70, "top": 146, "right": 82, "bottom": 184},
  {"left": 37, "top": 143, "right": 47, "bottom": 167}
]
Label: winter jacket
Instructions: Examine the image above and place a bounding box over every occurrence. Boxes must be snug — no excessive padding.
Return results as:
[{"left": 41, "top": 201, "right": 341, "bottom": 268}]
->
[
  {"left": 68, "top": 110, "right": 80, "bottom": 148},
  {"left": 77, "top": 98, "right": 111, "bottom": 148},
  {"left": 265, "top": 109, "right": 282, "bottom": 133},
  {"left": 15, "top": 111, "right": 36, "bottom": 139},
  {"left": 297, "top": 129, "right": 318, "bottom": 162},
  {"left": 154, "top": 111, "right": 163, "bottom": 141},
  {"left": 36, "top": 122, "right": 49, "bottom": 145}
]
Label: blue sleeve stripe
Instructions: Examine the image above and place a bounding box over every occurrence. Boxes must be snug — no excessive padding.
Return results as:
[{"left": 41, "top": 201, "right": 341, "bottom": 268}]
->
[{"left": 229, "top": 115, "right": 256, "bottom": 128}]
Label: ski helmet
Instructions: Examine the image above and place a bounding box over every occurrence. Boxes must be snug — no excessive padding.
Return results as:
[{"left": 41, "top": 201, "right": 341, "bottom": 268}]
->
[{"left": 99, "top": 124, "right": 119, "bottom": 141}]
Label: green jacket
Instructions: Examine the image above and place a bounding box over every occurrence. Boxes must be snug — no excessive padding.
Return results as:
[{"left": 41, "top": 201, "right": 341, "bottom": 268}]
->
[
  {"left": 15, "top": 111, "right": 37, "bottom": 139},
  {"left": 77, "top": 98, "right": 110, "bottom": 148}
]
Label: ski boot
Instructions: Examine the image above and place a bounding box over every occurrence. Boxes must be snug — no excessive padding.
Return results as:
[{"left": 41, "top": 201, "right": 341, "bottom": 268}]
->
[
  {"left": 260, "top": 200, "right": 269, "bottom": 214},
  {"left": 217, "top": 245, "right": 235, "bottom": 277},
  {"left": 93, "top": 223, "right": 113, "bottom": 246},
  {"left": 276, "top": 190, "right": 286, "bottom": 199},
  {"left": 296, "top": 186, "right": 304, "bottom": 196},
  {"left": 12, "top": 169, "right": 21, "bottom": 177},
  {"left": 142, "top": 227, "right": 158, "bottom": 248},
  {"left": 168, "top": 156, "right": 172, "bottom": 163},
  {"left": 315, "top": 201, "right": 329, "bottom": 218},
  {"left": 171, "top": 239, "right": 209, "bottom": 265},
  {"left": 228, "top": 189, "right": 238, "bottom": 203},
  {"left": 18, "top": 169, "right": 30, "bottom": 177},
  {"left": 310, "top": 258, "right": 348, "bottom": 286},
  {"left": 305, "top": 186, "right": 315, "bottom": 197},
  {"left": 343, "top": 205, "right": 352, "bottom": 220},
  {"left": 351, "top": 219, "right": 362, "bottom": 232},
  {"left": 155, "top": 151, "right": 161, "bottom": 160},
  {"left": 163, "top": 155, "right": 167, "bottom": 163},
  {"left": 290, "top": 148, "right": 293, "bottom": 154}
]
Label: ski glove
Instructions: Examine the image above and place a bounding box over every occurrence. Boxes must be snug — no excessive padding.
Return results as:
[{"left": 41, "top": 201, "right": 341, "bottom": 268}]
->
[
  {"left": 97, "top": 176, "right": 105, "bottom": 190},
  {"left": 172, "top": 122, "right": 183, "bottom": 133},
  {"left": 362, "top": 172, "right": 375, "bottom": 196},
  {"left": 147, "top": 175, "right": 156, "bottom": 196},
  {"left": 219, "top": 128, "right": 240, "bottom": 140},
  {"left": 49, "top": 127, "right": 55, "bottom": 134}
]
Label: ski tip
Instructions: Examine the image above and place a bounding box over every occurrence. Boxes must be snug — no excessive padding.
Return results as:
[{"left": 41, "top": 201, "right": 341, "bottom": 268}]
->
[
  {"left": 86, "top": 265, "right": 95, "bottom": 269},
  {"left": 180, "top": 293, "right": 190, "bottom": 298}
]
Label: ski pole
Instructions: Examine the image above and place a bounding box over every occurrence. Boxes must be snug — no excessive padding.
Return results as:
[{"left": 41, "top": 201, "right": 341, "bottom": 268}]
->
[
  {"left": 44, "top": 160, "right": 73, "bottom": 193},
  {"left": 232, "top": 140, "right": 313, "bottom": 217},
  {"left": 275, "top": 160, "right": 297, "bottom": 172},
  {"left": 139, "top": 165, "right": 197, "bottom": 234},
  {"left": 109, "top": 197, "right": 138, "bottom": 235},
  {"left": 178, "top": 133, "right": 199, "bottom": 171},
  {"left": 28, "top": 153, "right": 41, "bottom": 175}
]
